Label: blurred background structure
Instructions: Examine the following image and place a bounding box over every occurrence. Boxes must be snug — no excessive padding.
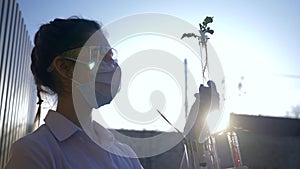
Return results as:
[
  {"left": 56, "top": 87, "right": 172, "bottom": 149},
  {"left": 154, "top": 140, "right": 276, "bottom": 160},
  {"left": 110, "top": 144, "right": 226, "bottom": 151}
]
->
[{"left": 115, "top": 113, "right": 300, "bottom": 169}]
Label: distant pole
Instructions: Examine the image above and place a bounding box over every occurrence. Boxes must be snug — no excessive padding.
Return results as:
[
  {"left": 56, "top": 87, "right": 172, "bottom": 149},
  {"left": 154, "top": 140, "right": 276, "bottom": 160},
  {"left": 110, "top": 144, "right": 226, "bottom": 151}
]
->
[{"left": 184, "top": 58, "right": 188, "bottom": 120}]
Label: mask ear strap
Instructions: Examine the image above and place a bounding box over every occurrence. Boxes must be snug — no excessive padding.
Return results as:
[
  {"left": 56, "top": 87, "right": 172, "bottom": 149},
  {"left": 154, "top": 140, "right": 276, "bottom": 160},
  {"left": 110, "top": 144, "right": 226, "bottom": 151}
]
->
[{"left": 71, "top": 78, "right": 81, "bottom": 86}]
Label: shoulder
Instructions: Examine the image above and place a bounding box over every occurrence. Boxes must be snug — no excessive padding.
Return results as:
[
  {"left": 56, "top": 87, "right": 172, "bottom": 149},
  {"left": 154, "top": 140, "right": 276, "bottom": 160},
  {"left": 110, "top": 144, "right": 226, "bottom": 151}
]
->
[
  {"left": 13, "top": 124, "right": 56, "bottom": 149},
  {"left": 92, "top": 122, "right": 138, "bottom": 158},
  {"left": 115, "top": 141, "right": 138, "bottom": 157},
  {"left": 112, "top": 140, "right": 144, "bottom": 169},
  {"left": 4, "top": 125, "right": 55, "bottom": 169}
]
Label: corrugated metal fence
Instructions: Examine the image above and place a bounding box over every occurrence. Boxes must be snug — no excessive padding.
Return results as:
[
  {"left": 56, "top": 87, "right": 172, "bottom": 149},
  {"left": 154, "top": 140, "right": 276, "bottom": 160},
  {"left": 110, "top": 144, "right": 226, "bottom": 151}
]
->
[{"left": 0, "top": 0, "right": 35, "bottom": 167}]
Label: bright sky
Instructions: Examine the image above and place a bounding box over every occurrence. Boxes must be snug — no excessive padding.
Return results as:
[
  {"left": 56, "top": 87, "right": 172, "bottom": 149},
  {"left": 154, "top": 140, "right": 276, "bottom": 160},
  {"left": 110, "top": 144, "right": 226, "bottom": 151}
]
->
[{"left": 17, "top": 0, "right": 300, "bottom": 132}]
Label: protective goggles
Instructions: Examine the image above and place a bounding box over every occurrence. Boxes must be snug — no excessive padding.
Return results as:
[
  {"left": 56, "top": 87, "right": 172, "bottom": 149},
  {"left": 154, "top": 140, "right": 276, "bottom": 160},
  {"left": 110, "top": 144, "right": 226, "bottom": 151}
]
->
[{"left": 63, "top": 46, "right": 118, "bottom": 70}]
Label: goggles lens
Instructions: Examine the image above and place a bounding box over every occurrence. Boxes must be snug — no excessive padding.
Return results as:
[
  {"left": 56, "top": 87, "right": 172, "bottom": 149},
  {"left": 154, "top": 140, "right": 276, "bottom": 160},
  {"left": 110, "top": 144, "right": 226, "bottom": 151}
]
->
[{"left": 89, "top": 46, "right": 118, "bottom": 63}]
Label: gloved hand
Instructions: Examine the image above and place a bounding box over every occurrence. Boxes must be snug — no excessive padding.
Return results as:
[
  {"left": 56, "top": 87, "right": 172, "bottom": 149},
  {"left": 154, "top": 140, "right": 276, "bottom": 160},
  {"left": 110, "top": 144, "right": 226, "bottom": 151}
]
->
[
  {"left": 184, "top": 80, "right": 220, "bottom": 141},
  {"left": 195, "top": 80, "right": 220, "bottom": 112}
]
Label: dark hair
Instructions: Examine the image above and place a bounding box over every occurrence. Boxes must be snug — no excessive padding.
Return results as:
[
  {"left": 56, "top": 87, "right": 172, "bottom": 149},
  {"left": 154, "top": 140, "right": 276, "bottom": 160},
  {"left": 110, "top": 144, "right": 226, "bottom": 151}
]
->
[{"left": 30, "top": 17, "right": 101, "bottom": 125}]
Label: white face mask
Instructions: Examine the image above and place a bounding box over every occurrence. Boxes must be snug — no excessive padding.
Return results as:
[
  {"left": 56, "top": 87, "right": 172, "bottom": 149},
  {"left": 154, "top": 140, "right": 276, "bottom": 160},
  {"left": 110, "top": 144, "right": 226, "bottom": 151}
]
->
[{"left": 76, "top": 60, "right": 121, "bottom": 108}]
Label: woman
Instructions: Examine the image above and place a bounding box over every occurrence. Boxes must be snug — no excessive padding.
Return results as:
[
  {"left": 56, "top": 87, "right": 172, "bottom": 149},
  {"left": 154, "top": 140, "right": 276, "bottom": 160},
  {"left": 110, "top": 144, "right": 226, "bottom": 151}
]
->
[{"left": 5, "top": 17, "right": 143, "bottom": 169}]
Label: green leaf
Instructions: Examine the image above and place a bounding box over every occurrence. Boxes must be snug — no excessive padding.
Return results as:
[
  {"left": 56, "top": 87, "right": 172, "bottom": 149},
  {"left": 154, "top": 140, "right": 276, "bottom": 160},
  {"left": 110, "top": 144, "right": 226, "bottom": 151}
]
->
[
  {"left": 199, "top": 23, "right": 203, "bottom": 30},
  {"left": 204, "top": 16, "right": 213, "bottom": 24},
  {"left": 206, "top": 29, "right": 214, "bottom": 34},
  {"left": 181, "top": 33, "right": 199, "bottom": 39},
  {"left": 206, "top": 27, "right": 214, "bottom": 34}
]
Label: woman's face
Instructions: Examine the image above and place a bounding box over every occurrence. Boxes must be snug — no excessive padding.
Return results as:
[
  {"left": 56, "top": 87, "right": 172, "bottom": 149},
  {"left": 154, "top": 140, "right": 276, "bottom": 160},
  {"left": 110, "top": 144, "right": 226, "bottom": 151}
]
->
[{"left": 72, "top": 30, "right": 122, "bottom": 108}]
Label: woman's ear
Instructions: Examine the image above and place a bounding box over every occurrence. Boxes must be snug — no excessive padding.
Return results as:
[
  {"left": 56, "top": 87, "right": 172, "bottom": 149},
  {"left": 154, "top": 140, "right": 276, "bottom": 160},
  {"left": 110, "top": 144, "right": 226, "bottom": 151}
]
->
[{"left": 52, "top": 56, "right": 73, "bottom": 79}]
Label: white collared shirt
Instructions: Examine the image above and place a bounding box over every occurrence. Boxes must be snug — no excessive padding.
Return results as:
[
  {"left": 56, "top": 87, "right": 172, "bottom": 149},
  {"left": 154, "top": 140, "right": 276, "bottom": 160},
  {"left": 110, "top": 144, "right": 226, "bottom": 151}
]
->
[{"left": 5, "top": 110, "right": 144, "bottom": 169}]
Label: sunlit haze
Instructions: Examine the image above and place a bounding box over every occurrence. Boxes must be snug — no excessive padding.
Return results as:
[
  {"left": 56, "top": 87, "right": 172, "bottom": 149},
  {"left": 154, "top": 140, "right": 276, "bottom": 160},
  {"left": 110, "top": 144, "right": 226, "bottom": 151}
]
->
[{"left": 17, "top": 0, "right": 300, "bottom": 132}]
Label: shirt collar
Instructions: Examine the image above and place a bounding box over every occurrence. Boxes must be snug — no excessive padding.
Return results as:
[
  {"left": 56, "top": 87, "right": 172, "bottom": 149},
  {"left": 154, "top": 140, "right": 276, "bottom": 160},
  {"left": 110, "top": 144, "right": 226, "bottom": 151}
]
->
[
  {"left": 44, "top": 110, "right": 115, "bottom": 147},
  {"left": 44, "top": 110, "right": 81, "bottom": 142}
]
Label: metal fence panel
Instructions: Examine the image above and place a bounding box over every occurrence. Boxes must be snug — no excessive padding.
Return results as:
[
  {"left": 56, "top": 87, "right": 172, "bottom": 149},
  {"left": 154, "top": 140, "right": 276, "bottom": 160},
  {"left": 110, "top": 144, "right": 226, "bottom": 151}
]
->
[{"left": 0, "top": 0, "right": 34, "bottom": 167}]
